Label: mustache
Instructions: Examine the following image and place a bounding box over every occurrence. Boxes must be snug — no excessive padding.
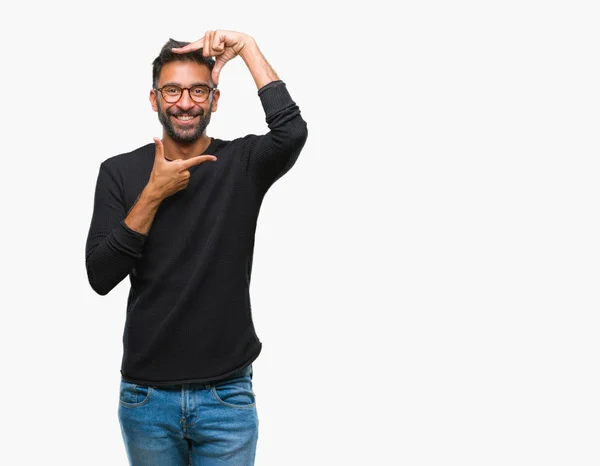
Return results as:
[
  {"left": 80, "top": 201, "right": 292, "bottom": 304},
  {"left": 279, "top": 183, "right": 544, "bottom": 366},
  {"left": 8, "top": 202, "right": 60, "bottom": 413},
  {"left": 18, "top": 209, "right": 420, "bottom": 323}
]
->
[{"left": 167, "top": 108, "right": 204, "bottom": 118}]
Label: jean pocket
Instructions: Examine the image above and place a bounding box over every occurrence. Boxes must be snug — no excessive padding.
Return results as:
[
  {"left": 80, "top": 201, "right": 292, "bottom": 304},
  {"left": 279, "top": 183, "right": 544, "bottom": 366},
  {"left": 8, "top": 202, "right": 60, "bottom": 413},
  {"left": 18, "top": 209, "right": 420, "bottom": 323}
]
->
[
  {"left": 211, "top": 375, "right": 256, "bottom": 409},
  {"left": 119, "top": 380, "right": 152, "bottom": 408}
]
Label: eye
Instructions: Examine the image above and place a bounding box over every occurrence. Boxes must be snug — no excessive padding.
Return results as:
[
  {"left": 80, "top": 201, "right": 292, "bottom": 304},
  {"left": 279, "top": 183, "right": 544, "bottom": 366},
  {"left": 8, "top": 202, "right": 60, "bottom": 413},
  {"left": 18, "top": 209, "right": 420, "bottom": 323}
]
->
[
  {"left": 191, "top": 86, "right": 208, "bottom": 96},
  {"left": 162, "top": 86, "right": 180, "bottom": 95}
]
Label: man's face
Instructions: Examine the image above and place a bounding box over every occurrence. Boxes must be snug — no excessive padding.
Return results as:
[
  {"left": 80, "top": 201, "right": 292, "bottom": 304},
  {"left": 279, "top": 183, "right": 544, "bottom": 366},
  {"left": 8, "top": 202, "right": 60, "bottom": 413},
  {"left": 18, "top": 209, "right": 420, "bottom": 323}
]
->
[{"left": 150, "top": 61, "right": 220, "bottom": 144}]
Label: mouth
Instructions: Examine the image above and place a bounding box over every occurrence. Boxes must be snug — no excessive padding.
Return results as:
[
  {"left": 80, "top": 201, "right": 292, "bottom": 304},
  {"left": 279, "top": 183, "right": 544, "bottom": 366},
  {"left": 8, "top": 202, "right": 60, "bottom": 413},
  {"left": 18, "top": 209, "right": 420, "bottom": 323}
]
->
[{"left": 171, "top": 114, "right": 199, "bottom": 125}]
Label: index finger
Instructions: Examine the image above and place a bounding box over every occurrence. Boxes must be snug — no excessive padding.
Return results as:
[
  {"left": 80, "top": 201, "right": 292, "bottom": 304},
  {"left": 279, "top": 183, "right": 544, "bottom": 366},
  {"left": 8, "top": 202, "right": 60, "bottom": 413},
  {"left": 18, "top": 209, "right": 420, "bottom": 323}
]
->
[
  {"left": 181, "top": 154, "right": 217, "bottom": 170},
  {"left": 172, "top": 37, "right": 205, "bottom": 54}
]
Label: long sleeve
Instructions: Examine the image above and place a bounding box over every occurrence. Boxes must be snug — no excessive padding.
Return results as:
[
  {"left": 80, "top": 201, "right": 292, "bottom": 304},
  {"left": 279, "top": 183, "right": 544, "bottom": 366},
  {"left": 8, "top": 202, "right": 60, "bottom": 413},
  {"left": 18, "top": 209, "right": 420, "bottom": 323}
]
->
[
  {"left": 246, "top": 80, "right": 308, "bottom": 193},
  {"left": 86, "top": 82, "right": 308, "bottom": 385},
  {"left": 85, "top": 162, "right": 147, "bottom": 295}
]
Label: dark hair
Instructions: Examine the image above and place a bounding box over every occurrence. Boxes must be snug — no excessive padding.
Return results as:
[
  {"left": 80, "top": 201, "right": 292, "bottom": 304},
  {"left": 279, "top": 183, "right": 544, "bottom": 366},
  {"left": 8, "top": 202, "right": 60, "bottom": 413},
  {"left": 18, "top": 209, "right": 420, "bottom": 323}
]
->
[{"left": 152, "top": 38, "right": 215, "bottom": 88}]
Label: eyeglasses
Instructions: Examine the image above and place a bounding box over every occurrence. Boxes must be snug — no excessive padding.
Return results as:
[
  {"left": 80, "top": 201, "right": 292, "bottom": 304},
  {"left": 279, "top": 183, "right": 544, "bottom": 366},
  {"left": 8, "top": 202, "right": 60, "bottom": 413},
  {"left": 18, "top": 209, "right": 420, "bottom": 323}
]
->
[{"left": 154, "top": 84, "right": 217, "bottom": 104}]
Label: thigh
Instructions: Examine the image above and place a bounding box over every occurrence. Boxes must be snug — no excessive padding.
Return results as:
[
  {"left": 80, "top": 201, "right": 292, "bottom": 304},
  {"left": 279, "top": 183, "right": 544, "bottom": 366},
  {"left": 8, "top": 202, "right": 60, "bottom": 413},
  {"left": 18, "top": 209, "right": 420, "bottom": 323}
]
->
[
  {"left": 188, "top": 365, "right": 259, "bottom": 466},
  {"left": 118, "top": 381, "right": 188, "bottom": 466}
]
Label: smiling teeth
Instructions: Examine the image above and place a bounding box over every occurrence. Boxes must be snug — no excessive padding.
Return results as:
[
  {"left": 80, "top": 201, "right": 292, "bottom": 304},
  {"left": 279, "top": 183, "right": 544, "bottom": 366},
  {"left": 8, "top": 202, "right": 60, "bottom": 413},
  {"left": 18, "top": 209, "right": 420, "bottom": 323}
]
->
[{"left": 177, "top": 116, "right": 194, "bottom": 121}]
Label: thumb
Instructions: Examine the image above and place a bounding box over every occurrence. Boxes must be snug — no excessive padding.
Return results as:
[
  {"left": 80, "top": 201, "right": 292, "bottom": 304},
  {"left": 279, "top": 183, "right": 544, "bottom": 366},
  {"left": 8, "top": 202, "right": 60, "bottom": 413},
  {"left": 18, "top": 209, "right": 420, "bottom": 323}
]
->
[
  {"left": 212, "top": 58, "right": 227, "bottom": 86},
  {"left": 153, "top": 138, "right": 165, "bottom": 162}
]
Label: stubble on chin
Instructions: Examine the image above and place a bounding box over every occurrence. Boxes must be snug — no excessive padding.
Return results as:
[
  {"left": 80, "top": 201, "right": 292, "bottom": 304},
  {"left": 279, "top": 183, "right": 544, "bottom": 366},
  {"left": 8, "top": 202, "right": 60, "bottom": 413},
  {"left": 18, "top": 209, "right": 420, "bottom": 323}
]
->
[{"left": 156, "top": 101, "right": 211, "bottom": 144}]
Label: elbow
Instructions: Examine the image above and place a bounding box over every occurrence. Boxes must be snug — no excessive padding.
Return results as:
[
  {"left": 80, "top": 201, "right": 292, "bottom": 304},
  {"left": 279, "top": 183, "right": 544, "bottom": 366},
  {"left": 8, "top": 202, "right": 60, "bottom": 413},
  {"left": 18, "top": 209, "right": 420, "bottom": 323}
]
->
[
  {"left": 85, "top": 260, "right": 113, "bottom": 296},
  {"left": 87, "top": 274, "right": 112, "bottom": 296},
  {"left": 90, "top": 282, "right": 111, "bottom": 296},
  {"left": 291, "top": 122, "right": 308, "bottom": 160},
  {"left": 286, "top": 118, "right": 308, "bottom": 156},
  {"left": 295, "top": 119, "right": 308, "bottom": 147}
]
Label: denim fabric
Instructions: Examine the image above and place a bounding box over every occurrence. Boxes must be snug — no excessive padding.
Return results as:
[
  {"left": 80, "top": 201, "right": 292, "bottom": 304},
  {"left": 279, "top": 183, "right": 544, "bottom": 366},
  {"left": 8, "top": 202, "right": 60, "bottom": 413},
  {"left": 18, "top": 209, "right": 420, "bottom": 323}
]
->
[{"left": 118, "top": 365, "right": 258, "bottom": 465}]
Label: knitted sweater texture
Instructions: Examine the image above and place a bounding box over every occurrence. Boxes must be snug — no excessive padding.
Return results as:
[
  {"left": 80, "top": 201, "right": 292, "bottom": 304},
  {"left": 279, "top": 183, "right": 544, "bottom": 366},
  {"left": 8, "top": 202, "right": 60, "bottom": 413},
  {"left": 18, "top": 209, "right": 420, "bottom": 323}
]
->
[{"left": 85, "top": 81, "right": 307, "bottom": 385}]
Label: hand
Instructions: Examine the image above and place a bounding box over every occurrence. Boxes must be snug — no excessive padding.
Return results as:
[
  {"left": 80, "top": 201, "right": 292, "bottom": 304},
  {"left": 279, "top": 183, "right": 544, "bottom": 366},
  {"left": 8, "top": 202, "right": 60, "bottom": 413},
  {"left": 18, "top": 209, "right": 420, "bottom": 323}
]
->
[
  {"left": 147, "top": 138, "right": 217, "bottom": 200},
  {"left": 172, "top": 30, "right": 254, "bottom": 85}
]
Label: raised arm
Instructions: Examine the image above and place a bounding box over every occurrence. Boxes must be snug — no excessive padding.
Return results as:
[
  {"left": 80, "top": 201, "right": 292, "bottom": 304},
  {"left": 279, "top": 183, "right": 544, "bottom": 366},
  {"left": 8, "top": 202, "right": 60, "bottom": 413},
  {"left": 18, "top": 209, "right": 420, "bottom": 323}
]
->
[{"left": 174, "top": 31, "right": 308, "bottom": 192}]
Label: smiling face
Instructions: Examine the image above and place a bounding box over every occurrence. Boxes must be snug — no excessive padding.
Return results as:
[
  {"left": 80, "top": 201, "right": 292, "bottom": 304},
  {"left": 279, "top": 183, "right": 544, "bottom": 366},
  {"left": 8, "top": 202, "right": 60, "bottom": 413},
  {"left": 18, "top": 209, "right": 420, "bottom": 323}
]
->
[{"left": 150, "top": 60, "right": 220, "bottom": 144}]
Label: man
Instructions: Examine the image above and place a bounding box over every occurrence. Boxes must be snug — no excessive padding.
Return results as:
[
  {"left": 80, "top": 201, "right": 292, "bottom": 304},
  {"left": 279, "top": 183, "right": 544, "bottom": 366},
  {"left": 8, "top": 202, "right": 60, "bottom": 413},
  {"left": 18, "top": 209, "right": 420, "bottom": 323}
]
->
[{"left": 85, "top": 30, "right": 307, "bottom": 465}]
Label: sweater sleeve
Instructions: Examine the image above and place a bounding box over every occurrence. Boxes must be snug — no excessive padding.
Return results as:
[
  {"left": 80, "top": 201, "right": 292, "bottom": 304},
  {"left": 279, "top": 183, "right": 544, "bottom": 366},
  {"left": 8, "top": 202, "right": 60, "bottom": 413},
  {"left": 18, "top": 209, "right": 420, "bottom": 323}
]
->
[
  {"left": 85, "top": 162, "right": 147, "bottom": 296},
  {"left": 247, "top": 80, "right": 308, "bottom": 193}
]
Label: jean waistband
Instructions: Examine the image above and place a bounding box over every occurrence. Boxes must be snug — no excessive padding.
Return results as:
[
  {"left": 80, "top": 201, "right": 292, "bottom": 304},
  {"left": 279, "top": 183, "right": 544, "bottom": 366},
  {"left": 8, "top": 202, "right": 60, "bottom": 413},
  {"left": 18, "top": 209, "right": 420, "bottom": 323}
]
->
[
  {"left": 126, "top": 364, "right": 254, "bottom": 389},
  {"left": 226, "top": 363, "right": 253, "bottom": 380}
]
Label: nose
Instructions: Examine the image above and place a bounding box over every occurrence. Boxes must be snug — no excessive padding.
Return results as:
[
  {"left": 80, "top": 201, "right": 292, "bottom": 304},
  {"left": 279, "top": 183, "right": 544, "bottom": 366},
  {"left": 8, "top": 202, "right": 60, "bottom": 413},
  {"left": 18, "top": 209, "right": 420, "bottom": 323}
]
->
[{"left": 176, "top": 88, "right": 195, "bottom": 110}]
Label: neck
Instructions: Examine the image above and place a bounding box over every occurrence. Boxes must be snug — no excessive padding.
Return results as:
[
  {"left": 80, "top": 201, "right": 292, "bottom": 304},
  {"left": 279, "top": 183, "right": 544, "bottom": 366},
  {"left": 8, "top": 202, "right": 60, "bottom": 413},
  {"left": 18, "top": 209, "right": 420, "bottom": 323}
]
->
[{"left": 162, "top": 133, "right": 212, "bottom": 160}]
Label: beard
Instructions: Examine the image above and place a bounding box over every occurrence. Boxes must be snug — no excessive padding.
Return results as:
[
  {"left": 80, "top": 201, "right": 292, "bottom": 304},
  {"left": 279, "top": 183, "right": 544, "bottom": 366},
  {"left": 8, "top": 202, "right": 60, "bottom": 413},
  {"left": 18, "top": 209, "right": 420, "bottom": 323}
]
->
[{"left": 157, "top": 100, "right": 212, "bottom": 144}]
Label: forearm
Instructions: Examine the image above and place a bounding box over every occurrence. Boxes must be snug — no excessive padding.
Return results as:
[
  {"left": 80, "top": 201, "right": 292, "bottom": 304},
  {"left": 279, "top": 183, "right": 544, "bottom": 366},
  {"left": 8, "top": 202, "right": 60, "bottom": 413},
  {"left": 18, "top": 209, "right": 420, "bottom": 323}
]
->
[
  {"left": 86, "top": 168, "right": 156, "bottom": 295},
  {"left": 239, "top": 39, "right": 279, "bottom": 90},
  {"left": 258, "top": 81, "right": 308, "bottom": 153},
  {"left": 247, "top": 81, "right": 308, "bottom": 192},
  {"left": 124, "top": 185, "right": 163, "bottom": 235},
  {"left": 85, "top": 219, "right": 147, "bottom": 295}
]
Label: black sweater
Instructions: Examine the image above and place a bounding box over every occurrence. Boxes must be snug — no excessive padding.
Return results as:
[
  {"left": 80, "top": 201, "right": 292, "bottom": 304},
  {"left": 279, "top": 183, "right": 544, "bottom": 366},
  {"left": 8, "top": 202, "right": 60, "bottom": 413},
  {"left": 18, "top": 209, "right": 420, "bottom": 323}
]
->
[{"left": 85, "top": 81, "right": 307, "bottom": 385}]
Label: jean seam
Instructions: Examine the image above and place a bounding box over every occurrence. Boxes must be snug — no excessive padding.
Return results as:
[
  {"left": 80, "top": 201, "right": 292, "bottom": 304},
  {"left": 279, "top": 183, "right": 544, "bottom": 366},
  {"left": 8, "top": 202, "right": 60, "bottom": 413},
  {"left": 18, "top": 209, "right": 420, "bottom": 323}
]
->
[{"left": 119, "top": 386, "right": 153, "bottom": 408}]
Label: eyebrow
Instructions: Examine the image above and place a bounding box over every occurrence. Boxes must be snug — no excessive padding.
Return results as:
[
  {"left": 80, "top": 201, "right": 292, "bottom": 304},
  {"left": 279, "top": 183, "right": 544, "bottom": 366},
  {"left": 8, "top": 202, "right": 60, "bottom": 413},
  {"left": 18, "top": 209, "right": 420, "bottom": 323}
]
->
[{"left": 161, "top": 81, "right": 211, "bottom": 88}]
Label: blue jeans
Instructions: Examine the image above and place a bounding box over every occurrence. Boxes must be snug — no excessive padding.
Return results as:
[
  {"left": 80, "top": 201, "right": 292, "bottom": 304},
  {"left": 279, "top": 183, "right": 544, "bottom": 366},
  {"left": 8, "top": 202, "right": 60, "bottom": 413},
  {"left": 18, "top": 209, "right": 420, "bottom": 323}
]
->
[{"left": 118, "top": 365, "right": 258, "bottom": 465}]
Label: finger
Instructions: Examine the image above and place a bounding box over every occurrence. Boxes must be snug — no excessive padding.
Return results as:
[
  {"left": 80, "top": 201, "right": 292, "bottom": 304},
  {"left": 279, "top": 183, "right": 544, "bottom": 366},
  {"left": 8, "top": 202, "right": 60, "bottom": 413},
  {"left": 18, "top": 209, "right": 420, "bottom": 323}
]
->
[
  {"left": 181, "top": 155, "right": 217, "bottom": 170},
  {"left": 212, "top": 30, "right": 225, "bottom": 53},
  {"left": 202, "top": 31, "right": 214, "bottom": 57},
  {"left": 153, "top": 138, "right": 165, "bottom": 161},
  {"left": 171, "top": 38, "right": 204, "bottom": 54},
  {"left": 212, "top": 58, "right": 226, "bottom": 86}
]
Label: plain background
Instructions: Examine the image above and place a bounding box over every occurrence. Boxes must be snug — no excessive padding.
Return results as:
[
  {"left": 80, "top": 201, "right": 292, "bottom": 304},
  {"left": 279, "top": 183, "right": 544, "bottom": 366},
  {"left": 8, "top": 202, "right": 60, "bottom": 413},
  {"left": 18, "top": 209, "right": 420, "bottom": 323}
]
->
[{"left": 1, "top": 0, "right": 599, "bottom": 464}]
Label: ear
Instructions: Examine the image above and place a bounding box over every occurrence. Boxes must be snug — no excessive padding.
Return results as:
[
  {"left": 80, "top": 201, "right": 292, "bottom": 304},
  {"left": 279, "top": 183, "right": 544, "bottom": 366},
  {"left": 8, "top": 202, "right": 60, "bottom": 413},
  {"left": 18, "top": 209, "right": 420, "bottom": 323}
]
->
[
  {"left": 210, "top": 89, "right": 220, "bottom": 113},
  {"left": 150, "top": 89, "right": 158, "bottom": 112}
]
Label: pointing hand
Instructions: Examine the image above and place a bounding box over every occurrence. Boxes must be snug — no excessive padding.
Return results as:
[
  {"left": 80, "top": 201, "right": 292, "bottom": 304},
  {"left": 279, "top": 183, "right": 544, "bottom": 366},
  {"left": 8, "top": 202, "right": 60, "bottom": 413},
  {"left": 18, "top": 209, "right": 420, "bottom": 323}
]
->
[{"left": 148, "top": 138, "right": 217, "bottom": 200}]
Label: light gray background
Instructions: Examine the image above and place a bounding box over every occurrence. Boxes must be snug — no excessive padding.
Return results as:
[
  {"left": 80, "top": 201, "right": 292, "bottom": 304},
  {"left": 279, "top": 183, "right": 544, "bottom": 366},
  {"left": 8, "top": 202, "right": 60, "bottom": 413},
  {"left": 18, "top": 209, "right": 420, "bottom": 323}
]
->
[{"left": 1, "top": 0, "right": 598, "bottom": 464}]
